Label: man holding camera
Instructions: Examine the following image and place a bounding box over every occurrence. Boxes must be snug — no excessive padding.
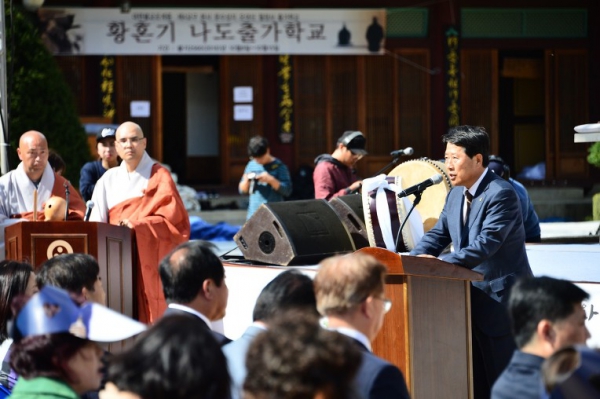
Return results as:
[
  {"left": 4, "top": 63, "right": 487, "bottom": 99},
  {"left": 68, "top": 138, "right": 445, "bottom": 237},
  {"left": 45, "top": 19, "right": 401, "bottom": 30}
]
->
[{"left": 238, "top": 136, "right": 292, "bottom": 220}]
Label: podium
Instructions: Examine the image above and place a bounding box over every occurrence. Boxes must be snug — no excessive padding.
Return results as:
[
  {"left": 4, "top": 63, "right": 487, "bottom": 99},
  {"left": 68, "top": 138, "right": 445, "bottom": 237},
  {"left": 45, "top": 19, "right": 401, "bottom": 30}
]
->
[
  {"left": 4, "top": 221, "right": 134, "bottom": 322},
  {"left": 358, "top": 247, "right": 483, "bottom": 399}
]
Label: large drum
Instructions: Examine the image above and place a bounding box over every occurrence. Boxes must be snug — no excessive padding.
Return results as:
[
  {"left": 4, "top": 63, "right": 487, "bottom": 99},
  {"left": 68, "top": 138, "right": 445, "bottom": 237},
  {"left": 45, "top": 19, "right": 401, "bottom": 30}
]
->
[
  {"left": 388, "top": 159, "right": 452, "bottom": 232},
  {"left": 362, "top": 159, "right": 451, "bottom": 253}
]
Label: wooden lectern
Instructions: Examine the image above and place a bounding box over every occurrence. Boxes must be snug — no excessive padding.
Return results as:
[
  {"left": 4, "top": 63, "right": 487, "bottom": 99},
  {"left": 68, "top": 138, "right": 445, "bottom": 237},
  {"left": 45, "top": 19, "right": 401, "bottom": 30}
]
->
[
  {"left": 358, "top": 247, "right": 483, "bottom": 399},
  {"left": 4, "top": 221, "right": 134, "bottom": 324}
]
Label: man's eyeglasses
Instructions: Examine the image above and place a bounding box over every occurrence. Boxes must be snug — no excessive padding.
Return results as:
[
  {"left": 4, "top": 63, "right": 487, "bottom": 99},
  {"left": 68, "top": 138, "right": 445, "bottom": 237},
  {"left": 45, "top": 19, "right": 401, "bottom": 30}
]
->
[{"left": 117, "top": 137, "right": 145, "bottom": 145}]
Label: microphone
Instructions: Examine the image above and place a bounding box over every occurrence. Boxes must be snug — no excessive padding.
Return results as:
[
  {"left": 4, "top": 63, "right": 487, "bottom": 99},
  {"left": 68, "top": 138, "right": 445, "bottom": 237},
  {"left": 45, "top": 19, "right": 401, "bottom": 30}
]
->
[
  {"left": 84, "top": 200, "right": 94, "bottom": 222},
  {"left": 397, "top": 174, "right": 443, "bottom": 198},
  {"left": 390, "top": 147, "right": 414, "bottom": 157}
]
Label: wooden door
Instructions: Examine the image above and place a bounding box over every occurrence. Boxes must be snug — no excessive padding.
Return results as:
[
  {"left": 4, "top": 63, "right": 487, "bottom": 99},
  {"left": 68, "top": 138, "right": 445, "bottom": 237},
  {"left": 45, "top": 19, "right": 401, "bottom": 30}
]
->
[
  {"left": 461, "top": 49, "right": 499, "bottom": 154},
  {"left": 545, "top": 49, "right": 589, "bottom": 180}
]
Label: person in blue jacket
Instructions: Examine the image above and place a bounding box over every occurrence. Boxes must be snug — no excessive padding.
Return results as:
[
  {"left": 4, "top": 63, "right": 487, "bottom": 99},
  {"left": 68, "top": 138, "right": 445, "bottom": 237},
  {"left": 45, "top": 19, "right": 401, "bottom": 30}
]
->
[
  {"left": 238, "top": 136, "right": 292, "bottom": 220},
  {"left": 488, "top": 155, "right": 541, "bottom": 243},
  {"left": 79, "top": 127, "right": 119, "bottom": 202}
]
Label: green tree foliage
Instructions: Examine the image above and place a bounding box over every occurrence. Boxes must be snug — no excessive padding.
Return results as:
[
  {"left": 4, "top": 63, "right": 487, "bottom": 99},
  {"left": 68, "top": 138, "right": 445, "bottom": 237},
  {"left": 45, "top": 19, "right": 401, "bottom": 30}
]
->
[
  {"left": 4, "top": 2, "right": 90, "bottom": 186},
  {"left": 588, "top": 142, "right": 600, "bottom": 169}
]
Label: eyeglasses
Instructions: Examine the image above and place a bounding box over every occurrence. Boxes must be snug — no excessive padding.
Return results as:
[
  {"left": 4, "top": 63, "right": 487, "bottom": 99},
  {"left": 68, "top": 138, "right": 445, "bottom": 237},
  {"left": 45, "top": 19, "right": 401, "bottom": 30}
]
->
[
  {"left": 347, "top": 148, "right": 364, "bottom": 160},
  {"left": 117, "top": 137, "right": 145, "bottom": 145},
  {"left": 375, "top": 296, "right": 392, "bottom": 313}
]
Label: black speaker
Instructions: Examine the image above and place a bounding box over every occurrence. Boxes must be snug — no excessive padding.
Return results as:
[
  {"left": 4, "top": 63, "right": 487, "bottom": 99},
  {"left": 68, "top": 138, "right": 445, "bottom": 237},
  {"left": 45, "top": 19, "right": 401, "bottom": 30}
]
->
[
  {"left": 234, "top": 200, "right": 354, "bottom": 266},
  {"left": 328, "top": 195, "right": 369, "bottom": 249}
]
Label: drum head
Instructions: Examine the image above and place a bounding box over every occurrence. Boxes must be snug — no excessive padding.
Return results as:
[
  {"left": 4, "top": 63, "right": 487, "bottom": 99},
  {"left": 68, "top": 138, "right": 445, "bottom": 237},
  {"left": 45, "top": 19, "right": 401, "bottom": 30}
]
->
[{"left": 388, "top": 159, "right": 452, "bottom": 232}]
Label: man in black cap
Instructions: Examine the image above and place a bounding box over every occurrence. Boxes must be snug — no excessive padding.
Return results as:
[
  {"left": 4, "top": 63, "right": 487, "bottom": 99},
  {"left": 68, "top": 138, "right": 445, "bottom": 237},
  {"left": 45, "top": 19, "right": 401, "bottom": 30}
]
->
[
  {"left": 79, "top": 127, "right": 119, "bottom": 202},
  {"left": 313, "top": 130, "right": 367, "bottom": 200}
]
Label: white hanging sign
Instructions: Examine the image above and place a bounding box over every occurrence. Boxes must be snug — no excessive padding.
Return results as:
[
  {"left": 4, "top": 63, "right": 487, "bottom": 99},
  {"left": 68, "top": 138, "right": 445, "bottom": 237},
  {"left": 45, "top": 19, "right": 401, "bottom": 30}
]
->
[{"left": 38, "top": 8, "right": 386, "bottom": 55}]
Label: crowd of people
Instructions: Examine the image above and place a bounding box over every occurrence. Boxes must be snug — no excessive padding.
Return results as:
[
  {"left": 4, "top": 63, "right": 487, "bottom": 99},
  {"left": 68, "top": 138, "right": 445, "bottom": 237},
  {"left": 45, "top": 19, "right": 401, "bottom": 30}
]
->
[{"left": 0, "top": 247, "right": 596, "bottom": 399}]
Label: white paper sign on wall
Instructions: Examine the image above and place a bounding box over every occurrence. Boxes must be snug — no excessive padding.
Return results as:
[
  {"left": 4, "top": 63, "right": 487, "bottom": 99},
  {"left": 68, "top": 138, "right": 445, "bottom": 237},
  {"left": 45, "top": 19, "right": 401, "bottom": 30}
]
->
[
  {"left": 234, "top": 87, "right": 253, "bottom": 103},
  {"left": 234, "top": 105, "right": 253, "bottom": 121},
  {"left": 130, "top": 101, "right": 151, "bottom": 117}
]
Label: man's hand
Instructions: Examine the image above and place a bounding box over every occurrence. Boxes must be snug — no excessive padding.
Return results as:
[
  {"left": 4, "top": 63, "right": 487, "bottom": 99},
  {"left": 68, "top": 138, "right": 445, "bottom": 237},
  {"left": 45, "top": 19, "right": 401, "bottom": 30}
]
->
[
  {"left": 416, "top": 254, "right": 437, "bottom": 259},
  {"left": 348, "top": 180, "right": 363, "bottom": 193},
  {"left": 257, "top": 172, "right": 280, "bottom": 191}
]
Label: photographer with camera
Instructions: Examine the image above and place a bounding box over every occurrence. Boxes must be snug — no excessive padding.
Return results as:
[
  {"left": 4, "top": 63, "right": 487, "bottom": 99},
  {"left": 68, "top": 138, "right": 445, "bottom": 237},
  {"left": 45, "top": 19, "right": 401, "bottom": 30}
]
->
[{"left": 239, "top": 136, "right": 292, "bottom": 220}]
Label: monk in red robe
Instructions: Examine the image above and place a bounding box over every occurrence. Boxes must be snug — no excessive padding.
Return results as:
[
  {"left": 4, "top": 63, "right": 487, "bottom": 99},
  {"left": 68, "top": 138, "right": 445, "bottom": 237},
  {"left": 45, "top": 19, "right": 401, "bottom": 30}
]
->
[{"left": 89, "top": 122, "right": 190, "bottom": 323}]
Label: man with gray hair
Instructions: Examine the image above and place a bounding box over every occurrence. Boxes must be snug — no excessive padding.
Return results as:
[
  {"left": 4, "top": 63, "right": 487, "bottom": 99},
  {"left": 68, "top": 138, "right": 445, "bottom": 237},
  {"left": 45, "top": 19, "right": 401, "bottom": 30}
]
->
[{"left": 314, "top": 252, "right": 410, "bottom": 399}]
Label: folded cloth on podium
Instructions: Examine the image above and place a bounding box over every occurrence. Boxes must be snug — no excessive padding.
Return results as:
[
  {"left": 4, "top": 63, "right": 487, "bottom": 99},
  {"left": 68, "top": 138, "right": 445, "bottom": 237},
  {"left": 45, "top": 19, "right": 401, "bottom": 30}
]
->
[{"left": 362, "top": 174, "right": 423, "bottom": 252}]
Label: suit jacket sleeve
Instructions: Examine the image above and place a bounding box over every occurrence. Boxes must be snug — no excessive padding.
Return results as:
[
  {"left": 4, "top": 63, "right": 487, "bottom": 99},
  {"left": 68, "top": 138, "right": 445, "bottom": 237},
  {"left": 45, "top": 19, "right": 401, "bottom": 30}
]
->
[
  {"left": 410, "top": 193, "right": 453, "bottom": 256},
  {"left": 442, "top": 185, "right": 521, "bottom": 269},
  {"left": 369, "top": 364, "right": 410, "bottom": 399}
]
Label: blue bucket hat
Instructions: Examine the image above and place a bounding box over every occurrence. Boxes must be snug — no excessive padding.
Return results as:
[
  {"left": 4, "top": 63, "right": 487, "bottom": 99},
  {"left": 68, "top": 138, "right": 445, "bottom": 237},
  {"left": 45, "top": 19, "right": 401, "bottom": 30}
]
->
[{"left": 13, "top": 285, "right": 145, "bottom": 342}]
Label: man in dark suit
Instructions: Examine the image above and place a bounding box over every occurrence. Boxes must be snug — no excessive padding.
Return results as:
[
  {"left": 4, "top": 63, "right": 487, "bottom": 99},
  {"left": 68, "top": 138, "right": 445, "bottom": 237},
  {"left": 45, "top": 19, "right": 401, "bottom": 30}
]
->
[
  {"left": 222, "top": 270, "right": 317, "bottom": 399},
  {"left": 410, "top": 125, "right": 533, "bottom": 398},
  {"left": 491, "top": 277, "right": 590, "bottom": 399},
  {"left": 314, "top": 252, "right": 410, "bottom": 399},
  {"left": 159, "top": 240, "right": 230, "bottom": 345}
]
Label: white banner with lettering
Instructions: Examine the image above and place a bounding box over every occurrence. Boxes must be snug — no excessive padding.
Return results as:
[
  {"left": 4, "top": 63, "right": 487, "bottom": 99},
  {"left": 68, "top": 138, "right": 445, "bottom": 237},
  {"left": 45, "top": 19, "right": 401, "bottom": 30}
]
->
[{"left": 39, "top": 8, "right": 386, "bottom": 55}]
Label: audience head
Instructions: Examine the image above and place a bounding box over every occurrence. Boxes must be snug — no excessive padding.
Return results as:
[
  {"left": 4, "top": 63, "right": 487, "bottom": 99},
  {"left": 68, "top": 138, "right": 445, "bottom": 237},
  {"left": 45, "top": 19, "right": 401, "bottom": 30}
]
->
[
  {"left": 248, "top": 136, "right": 270, "bottom": 159},
  {"left": 488, "top": 155, "right": 510, "bottom": 180},
  {"left": 542, "top": 346, "right": 600, "bottom": 398},
  {"left": 334, "top": 131, "right": 367, "bottom": 167},
  {"left": 314, "top": 253, "right": 389, "bottom": 341},
  {"left": 17, "top": 130, "right": 49, "bottom": 181},
  {"left": 101, "top": 314, "right": 230, "bottom": 399},
  {"left": 244, "top": 312, "right": 361, "bottom": 399},
  {"left": 159, "top": 240, "right": 228, "bottom": 321},
  {"left": 37, "top": 253, "right": 106, "bottom": 306},
  {"left": 509, "top": 276, "right": 590, "bottom": 357},
  {"left": 252, "top": 270, "right": 317, "bottom": 323},
  {"left": 10, "top": 286, "right": 145, "bottom": 395},
  {"left": 442, "top": 125, "right": 490, "bottom": 188},
  {"left": 96, "top": 127, "right": 118, "bottom": 165},
  {"left": 0, "top": 260, "right": 37, "bottom": 341},
  {"left": 115, "top": 122, "right": 146, "bottom": 168},
  {"left": 48, "top": 149, "right": 66, "bottom": 175}
]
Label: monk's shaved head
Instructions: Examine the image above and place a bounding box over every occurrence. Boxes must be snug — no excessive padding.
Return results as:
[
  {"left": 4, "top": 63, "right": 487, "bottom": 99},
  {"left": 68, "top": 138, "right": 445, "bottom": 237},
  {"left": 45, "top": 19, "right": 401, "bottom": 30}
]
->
[
  {"left": 17, "top": 130, "right": 49, "bottom": 181},
  {"left": 19, "top": 130, "right": 47, "bottom": 148},
  {"left": 116, "top": 122, "right": 143, "bottom": 139},
  {"left": 115, "top": 121, "right": 146, "bottom": 171}
]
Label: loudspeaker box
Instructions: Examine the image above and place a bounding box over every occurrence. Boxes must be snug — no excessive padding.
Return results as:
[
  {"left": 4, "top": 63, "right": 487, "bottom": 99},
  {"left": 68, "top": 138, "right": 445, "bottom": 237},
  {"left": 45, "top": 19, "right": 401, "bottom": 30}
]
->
[
  {"left": 328, "top": 194, "right": 369, "bottom": 249},
  {"left": 234, "top": 200, "right": 354, "bottom": 266}
]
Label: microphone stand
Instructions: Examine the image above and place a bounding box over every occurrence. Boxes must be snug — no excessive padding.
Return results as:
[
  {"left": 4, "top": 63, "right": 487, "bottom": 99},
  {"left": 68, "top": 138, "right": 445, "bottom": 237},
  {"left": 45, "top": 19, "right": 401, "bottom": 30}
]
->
[
  {"left": 395, "top": 190, "right": 422, "bottom": 252},
  {"left": 64, "top": 182, "right": 70, "bottom": 221},
  {"left": 348, "top": 156, "right": 403, "bottom": 195},
  {"left": 373, "top": 156, "right": 403, "bottom": 177}
]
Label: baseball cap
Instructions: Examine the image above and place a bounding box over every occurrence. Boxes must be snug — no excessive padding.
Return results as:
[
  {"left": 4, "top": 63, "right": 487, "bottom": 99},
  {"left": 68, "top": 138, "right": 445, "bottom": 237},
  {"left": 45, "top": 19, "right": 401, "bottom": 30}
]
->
[
  {"left": 488, "top": 155, "right": 508, "bottom": 178},
  {"left": 488, "top": 160, "right": 505, "bottom": 177},
  {"left": 13, "top": 285, "right": 146, "bottom": 343},
  {"left": 338, "top": 130, "right": 367, "bottom": 156},
  {"left": 96, "top": 127, "right": 116, "bottom": 143}
]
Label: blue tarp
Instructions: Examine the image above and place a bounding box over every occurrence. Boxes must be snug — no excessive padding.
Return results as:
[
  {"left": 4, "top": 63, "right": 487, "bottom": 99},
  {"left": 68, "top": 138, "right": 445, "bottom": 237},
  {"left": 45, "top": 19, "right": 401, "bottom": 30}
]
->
[{"left": 189, "top": 216, "right": 241, "bottom": 241}]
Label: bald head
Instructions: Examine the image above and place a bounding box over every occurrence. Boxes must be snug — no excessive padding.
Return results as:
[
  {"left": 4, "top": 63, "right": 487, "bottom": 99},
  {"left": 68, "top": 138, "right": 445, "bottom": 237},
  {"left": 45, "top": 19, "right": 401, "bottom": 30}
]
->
[
  {"left": 17, "top": 131, "right": 49, "bottom": 182},
  {"left": 115, "top": 121, "right": 146, "bottom": 171}
]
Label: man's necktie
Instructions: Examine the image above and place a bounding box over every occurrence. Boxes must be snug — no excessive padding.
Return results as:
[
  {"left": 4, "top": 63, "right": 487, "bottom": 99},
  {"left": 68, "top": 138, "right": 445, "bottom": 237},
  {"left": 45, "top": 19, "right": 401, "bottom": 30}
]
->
[{"left": 464, "top": 191, "right": 473, "bottom": 226}]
